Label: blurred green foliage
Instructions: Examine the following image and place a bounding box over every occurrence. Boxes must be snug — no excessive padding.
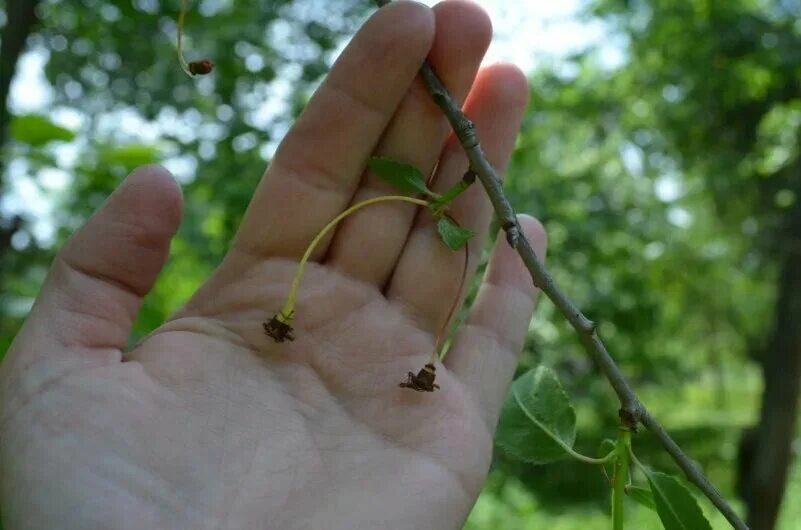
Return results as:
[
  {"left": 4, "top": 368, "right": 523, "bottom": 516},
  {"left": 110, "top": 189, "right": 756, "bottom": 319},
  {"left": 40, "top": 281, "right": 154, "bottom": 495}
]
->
[
  {"left": 467, "top": 0, "right": 801, "bottom": 527},
  {"left": 1, "top": 0, "right": 370, "bottom": 345},
  {"left": 10, "top": 113, "right": 75, "bottom": 146},
  {"left": 1, "top": 0, "right": 800, "bottom": 528}
]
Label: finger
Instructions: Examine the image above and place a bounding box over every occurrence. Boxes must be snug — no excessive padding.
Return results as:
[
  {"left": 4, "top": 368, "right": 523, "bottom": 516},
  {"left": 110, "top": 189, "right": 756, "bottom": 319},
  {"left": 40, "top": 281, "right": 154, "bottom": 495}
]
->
[
  {"left": 386, "top": 64, "right": 529, "bottom": 333},
  {"left": 232, "top": 1, "right": 435, "bottom": 260},
  {"left": 325, "top": 0, "right": 492, "bottom": 286},
  {"left": 6, "top": 165, "right": 182, "bottom": 364},
  {"left": 446, "top": 216, "right": 547, "bottom": 427}
]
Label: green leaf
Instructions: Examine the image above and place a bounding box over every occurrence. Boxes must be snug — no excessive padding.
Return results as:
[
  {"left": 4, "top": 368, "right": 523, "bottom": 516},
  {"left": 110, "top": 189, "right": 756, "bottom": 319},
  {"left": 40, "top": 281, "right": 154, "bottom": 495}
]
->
[
  {"left": 100, "top": 144, "right": 162, "bottom": 168},
  {"left": 648, "top": 472, "right": 712, "bottom": 530},
  {"left": 436, "top": 217, "right": 475, "bottom": 251},
  {"left": 599, "top": 438, "right": 617, "bottom": 477},
  {"left": 367, "top": 157, "right": 432, "bottom": 196},
  {"left": 626, "top": 485, "right": 657, "bottom": 512},
  {"left": 10, "top": 114, "right": 75, "bottom": 147},
  {"left": 496, "top": 366, "right": 577, "bottom": 464}
]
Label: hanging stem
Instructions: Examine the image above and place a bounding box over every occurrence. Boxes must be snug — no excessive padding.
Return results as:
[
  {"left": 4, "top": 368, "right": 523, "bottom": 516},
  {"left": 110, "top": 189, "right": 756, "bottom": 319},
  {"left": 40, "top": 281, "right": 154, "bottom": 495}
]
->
[
  {"left": 265, "top": 189, "right": 474, "bottom": 392},
  {"left": 431, "top": 212, "right": 470, "bottom": 364},
  {"left": 267, "top": 192, "right": 472, "bottom": 395},
  {"left": 176, "top": 0, "right": 213, "bottom": 76},
  {"left": 177, "top": 0, "right": 191, "bottom": 75},
  {"left": 277, "top": 195, "right": 430, "bottom": 323}
]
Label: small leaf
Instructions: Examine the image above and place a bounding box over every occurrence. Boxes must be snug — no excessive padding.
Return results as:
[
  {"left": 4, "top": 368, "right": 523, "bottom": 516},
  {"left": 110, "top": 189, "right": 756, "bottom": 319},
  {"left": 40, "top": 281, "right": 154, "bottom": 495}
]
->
[
  {"left": 367, "top": 157, "right": 432, "bottom": 196},
  {"left": 598, "top": 438, "right": 616, "bottom": 457},
  {"left": 599, "top": 438, "right": 617, "bottom": 478},
  {"left": 11, "top": 114, "right": 75, "bottom": 147},
  {"left": 437, "top": 217, "right": 475, "bottom": 251},
  {"left": 496, "top": 366, "right": 577, "bottom": 464},
  {"left": 626, "top": 485, "right": 657, "bottom": 512},
  {"left": 100, "top": 144, "right": 162, "bottom": 168},
  {"left": 648, "top": 472, "right": 712, "bottom": 530}
]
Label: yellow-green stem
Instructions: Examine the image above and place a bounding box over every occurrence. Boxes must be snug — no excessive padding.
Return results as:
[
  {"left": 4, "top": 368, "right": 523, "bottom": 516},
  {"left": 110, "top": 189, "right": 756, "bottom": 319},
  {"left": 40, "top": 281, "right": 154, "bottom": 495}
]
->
[
  {"left": 279, "top": 195, "right": 430, "bottom": 323},
  {"left": 177, "top": 0, "right": 192, "bottom": 76},
  {"left": 612, "top": 428, "right": 631, "bottom": 530},
  {"left": 431, "top": 212, "right": 470, "bottom": 364}
]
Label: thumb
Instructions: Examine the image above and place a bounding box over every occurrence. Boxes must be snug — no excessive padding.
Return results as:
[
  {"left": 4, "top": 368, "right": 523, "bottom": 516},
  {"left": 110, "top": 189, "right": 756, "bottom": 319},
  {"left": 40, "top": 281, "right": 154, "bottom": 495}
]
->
[{"left": 11, "top": 164, "right": 182, "bottom": 362}]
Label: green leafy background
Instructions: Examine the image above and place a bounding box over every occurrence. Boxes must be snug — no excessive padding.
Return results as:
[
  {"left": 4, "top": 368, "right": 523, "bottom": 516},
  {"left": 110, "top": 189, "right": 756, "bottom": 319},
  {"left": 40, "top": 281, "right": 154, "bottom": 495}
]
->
[{"left": 1, "top": 0, "right": 800, "bottom": 529}]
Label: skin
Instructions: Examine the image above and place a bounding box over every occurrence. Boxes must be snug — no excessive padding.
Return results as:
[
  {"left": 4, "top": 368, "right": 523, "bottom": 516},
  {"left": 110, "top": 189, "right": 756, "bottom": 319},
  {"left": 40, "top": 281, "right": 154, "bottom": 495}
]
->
[{"left": 0, "top": 2, "right": 548, "bottom": 529}]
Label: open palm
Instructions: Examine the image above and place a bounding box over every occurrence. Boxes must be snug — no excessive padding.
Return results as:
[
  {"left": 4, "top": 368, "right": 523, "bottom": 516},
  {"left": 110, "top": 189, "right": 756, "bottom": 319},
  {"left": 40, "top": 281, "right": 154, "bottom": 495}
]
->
[{"left": 0, "top": 2, "right": 546, "bottom": 529}]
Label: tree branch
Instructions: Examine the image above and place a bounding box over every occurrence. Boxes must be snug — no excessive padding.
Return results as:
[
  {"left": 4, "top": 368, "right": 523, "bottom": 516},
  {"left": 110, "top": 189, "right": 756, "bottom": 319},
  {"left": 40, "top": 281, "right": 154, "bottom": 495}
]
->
[{"left": 374, "top": 1, "right": 748, "bottom": 529}]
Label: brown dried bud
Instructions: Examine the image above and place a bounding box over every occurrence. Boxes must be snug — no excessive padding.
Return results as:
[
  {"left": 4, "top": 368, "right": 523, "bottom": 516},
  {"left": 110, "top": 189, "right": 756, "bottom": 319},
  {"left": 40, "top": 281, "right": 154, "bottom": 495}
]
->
[
  {"left": 188, "top": 59, "right": 214, "bottom": 76},
  {"left": 399, "top": 363, "right": 440, "bottom": 392},
  {"left": 263, "top": 314, "right": 295, "bottom": 343}
]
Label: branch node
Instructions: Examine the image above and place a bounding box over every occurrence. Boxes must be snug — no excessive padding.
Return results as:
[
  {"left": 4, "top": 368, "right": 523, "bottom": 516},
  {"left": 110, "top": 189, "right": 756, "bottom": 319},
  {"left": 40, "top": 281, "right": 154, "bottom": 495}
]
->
[
  {"left": 455, "top": 118, "right": 478, "bottom": 148},
  {"left": 502, "top": 220, "right": 520, "bottom": 248},
  {"left": 618, "top": 403, "right": 642, "bottom": 431},
  {"left": 432, "top": 91, "right": 448, "bottom": 106}
]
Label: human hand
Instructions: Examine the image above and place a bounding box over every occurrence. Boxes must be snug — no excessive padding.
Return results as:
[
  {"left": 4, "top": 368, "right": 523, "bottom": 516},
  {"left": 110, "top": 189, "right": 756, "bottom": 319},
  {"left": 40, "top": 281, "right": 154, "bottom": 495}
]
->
[{"left": 0, "top": 2, "right": 546, "bottom": 529}]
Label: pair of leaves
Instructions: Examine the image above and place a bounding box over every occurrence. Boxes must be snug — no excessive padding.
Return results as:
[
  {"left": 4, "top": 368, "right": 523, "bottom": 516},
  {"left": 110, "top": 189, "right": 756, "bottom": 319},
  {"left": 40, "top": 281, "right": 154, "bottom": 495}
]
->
[
  {"left": 499, "top": 367, "right": 712, "bottom": 530},
  {"left": 368, "top": 157, "right": 475, "bottom": 250},
  {"left": 600, "top": 442, "right": 711, "bottom": 529},
  {"left": 600, "top": 441, "right": 712, "bottom": 530}
]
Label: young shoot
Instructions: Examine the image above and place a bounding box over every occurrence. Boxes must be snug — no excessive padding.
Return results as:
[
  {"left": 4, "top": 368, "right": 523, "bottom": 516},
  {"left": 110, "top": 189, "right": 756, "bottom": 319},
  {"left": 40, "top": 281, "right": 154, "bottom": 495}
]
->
[{"left": 263, "top": 194, "right": 429, "bottom": 343}]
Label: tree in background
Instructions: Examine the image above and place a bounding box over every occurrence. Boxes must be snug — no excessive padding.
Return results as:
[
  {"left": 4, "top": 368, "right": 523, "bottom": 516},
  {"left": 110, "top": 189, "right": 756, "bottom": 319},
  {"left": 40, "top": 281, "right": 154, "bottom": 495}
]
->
[
  {"left": 589, "top": 1, "right": 801, "bottom": 527},
  {"left": 485, "top": 0, "right": 798, "bottom": 528}
]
